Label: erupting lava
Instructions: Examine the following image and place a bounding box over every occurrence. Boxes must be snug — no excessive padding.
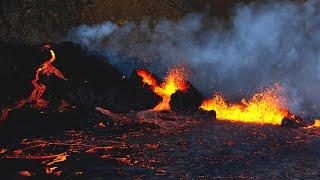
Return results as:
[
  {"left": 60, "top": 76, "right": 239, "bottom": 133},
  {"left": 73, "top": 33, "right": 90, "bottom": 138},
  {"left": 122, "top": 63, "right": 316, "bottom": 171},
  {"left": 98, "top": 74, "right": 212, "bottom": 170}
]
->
[
  {"left": 136, "top": 68, "right": 188, "bottom": 111},
  {"left": 1, "top": 45, "right": 67, "bottom": 120},
  {"left": 200, "top": 84, "right": 290, "bottom": 125}
]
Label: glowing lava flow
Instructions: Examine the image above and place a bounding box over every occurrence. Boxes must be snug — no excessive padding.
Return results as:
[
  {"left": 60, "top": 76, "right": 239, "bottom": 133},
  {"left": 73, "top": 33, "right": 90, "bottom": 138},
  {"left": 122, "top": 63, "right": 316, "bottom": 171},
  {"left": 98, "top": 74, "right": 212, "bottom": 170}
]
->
[
  {"left": 26, "top": 49, "right": 67, "bottom": 108},
  {"left": 136, "top": 68, "right": 188, "bottom": 111},
  {"left": 1, "top": 47, "right": 67, "bottom": 120},
  {"left": 200, "top": 84, "right": 290, "bottom": 125},
  {"left": 306, "top": 120, "right": 320, "bottom": 128}
]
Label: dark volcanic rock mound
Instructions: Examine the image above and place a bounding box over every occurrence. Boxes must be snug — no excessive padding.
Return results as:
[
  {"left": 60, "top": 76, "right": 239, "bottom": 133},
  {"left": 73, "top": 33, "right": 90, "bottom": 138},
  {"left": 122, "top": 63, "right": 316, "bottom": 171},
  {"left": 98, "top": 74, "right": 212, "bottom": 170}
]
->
[
  {"left": 129, "top": 70, "right": 162, "bottom": 111},
  {"left": 170, "top": 81, "right": 204, "bottom": 113},
  {"left": 281, "top": 114, "right": 305, "bottom": 128}
]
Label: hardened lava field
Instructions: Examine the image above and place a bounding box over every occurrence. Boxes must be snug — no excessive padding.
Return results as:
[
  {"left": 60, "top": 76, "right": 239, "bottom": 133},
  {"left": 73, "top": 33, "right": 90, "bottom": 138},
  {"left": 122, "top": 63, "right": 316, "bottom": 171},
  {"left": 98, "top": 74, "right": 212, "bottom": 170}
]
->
[{"left": 0, "top": 110, "right": 319, "bottom": 179}]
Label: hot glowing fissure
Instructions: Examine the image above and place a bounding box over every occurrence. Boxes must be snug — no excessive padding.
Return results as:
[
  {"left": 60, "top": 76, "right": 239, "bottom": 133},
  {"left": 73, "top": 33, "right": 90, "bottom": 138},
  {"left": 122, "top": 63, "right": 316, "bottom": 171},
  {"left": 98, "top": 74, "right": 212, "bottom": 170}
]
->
[
  {"left": 1, "top": 46, "right": 67, "bottom": 120},
  {"left": 136, "top": 68, "right": 188, "bottom": 111},
  {"left": 200, "top": 83, "right": 290, "bottom": 125}
]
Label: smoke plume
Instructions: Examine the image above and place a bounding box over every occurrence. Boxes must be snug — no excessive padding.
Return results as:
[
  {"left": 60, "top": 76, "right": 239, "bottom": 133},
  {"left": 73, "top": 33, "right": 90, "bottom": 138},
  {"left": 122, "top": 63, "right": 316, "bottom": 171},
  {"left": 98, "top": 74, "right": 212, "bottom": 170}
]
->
[{"left": 67, "top": 0, "right": 320, "bottom": 118}]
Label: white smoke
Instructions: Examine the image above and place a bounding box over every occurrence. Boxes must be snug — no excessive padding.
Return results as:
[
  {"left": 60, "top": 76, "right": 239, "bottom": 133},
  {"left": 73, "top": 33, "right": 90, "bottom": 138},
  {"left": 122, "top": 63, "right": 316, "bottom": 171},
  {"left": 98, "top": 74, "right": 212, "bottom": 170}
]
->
[
  {"left": 69, "top": 22, "right": 118, "bottom": 47},
  {"left": 67, "top": 0, "right": 320, "bottom": 118}
]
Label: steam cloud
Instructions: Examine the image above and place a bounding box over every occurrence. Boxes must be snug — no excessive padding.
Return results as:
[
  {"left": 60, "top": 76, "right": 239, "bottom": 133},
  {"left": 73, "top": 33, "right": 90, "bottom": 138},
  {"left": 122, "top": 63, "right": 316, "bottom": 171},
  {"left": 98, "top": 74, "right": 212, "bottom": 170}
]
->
[{"left": 67, "top": 0, "right": 320, "bottom": 118}]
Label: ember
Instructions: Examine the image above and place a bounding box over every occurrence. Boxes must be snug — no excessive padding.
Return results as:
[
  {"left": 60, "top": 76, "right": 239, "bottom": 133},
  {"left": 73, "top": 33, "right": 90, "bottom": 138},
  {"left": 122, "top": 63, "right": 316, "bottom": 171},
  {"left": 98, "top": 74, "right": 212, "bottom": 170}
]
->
[
  {"left": 136, "top": 68, "right": 188, "bottom": 111},
  {"left": 200, "top": 84, "right": 290, "bottom": 125}
]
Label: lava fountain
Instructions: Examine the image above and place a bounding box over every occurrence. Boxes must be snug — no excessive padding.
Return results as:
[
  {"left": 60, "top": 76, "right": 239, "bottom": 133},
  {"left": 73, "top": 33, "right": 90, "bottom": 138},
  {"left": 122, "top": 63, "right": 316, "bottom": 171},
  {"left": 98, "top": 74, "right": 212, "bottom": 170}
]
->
[
  {"left": 200, "top": 83, "right": 291, "bottom": 125},
  {"left": 136, "top": 68, "right": 188, "bottom": 111}
]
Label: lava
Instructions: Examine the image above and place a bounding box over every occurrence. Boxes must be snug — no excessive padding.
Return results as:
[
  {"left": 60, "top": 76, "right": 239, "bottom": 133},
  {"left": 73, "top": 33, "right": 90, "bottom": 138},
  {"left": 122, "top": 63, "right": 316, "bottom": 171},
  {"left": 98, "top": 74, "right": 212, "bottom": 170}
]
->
[
  {"left": 200, "top": 84, "right": 290, "bottom": 125},
  {"left": 19, "top": 171, "right": 32, "bottom": 177},
  {"left": 45, "top": 153, "right": 68, "bottom": 166},
  {"left": 306, "top": 120, "right": 320, "bottom": 128},
  {"left": 136, "top": 68, "right": 188, "bottom": 111},
  {"left": 24, "top": 48, "right": 67, "bottom": 108},
  {"left": 1, "top": 46, "right": 67, "bottom": 120}
]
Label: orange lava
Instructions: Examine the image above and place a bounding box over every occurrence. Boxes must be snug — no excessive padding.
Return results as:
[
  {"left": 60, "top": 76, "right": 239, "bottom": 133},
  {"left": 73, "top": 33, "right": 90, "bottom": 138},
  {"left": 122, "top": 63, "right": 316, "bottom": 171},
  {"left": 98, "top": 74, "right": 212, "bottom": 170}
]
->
[
  {"left": 45, "top": 167, "right": 58, "bottom": 174},
  {"left": 46, "top": 153, "right": 68, "bottom": 166},
  {"left": 306, "top": 120, "right": 320, "bottom": 129},
  {"left": 200, "top": 84, "right": 290, "bottom": 125},
  {"left": 98, "top": 122, "right": 106, "bottom": 128},
  {"left": 45, "top": 167, "right": 62, "bottom": 176},
  {"left": 115, "top": 156, "right": 132, "bottom": 165},
  {"left": 0, "top": 148, "right": 7, "bottom": 154},
  {"left": 136, "top": 68, "right": 188, "bottom": 111},
  {"left": 1, "top": 46, "right": 67, "bottom": 120},
  {"left": 26, "top": 49, "right": 67, "bottom": 108},
  {"left": 19, "top": 171, "right": 32, "bottom": 177}
]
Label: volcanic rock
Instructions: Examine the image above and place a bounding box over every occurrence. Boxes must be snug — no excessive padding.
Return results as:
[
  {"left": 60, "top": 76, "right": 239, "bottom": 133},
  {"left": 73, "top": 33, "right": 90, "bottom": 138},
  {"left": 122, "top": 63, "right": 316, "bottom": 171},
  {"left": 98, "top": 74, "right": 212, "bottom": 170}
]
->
[
  {"left": 53, "top": 42, "right": 129, "bottom": 111},
  {"left": 281, "top": 114, "right": 305, "bottom": 128},
  {"left": 170, "top": 81, "right": 204, "bottom": 113},
  {"left": 49, "top": 46, "right": 163, "bottom": 112},
  {"left": 128, "top": 70, "right": 162, "bottom": 111},
  {"left": 197, "top": 109, "right": 217, "bottom": 120},
  {"left": 0, "top": 104, "right": 86, "bottom": 145}
]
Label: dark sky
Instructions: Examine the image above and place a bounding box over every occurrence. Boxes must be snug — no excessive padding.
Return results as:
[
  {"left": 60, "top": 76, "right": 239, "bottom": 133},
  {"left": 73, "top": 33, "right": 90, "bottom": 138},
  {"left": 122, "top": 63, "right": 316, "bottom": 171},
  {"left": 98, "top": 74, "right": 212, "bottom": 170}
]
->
[
  {"left": 0, "top": 0, "right": 294, "bottom": 44},
  {"left": 82, "top": 0, "right": 254, "bottom": 24}
]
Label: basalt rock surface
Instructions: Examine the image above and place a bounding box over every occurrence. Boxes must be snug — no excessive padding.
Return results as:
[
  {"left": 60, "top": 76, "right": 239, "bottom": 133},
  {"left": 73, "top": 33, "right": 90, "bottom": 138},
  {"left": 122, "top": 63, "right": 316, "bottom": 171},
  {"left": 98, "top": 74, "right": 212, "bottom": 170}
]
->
[{"left": 170, "top": 81, "right": 204, "bottom": 114}]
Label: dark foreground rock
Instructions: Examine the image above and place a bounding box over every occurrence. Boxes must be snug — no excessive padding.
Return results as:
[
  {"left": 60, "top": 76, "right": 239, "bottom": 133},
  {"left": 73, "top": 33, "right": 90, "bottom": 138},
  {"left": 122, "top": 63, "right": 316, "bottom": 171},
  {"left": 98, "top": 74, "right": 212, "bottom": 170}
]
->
[
  {"left": 281, "top": 113, "right": 305, "bottom": 128},
  {"left": 128, "top": 69, "right": 162, "bottom": 111},
  {"left": 197, "top": 109, "right": 217, "bottom": 120},
  {"left": 170, "top": 82, "right": 204, "bottom": 113}
]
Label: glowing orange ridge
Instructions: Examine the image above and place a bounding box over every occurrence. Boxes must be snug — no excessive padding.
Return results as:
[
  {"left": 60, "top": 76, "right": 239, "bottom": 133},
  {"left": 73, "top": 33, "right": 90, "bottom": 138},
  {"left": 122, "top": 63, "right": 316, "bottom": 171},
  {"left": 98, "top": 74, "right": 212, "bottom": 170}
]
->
[
  {"left": 136, "top": 68, "right": 188, "bottom": 111},
  {"left": 200, "top": 83, "right": 289, "bottom": 125}
]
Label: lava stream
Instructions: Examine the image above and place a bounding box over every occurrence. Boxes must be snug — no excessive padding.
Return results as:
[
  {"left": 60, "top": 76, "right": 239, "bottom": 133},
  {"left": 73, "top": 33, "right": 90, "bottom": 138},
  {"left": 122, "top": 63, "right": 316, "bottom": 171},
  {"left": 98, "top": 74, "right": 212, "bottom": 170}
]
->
[
  {"left": 1, "top": 47, "right": 67, "bottom": 120},
  {"left": 200, "top": 84, "right": 290, "bottom": 125},
  {"left": 136, "top": 68, "right": 188, "bottom": 111},
  {"left": 28, "top": 49, "right": 67, "bottom": 108},
  {"left": 306, "top": 120, "right": 320, "bottom": 128}
]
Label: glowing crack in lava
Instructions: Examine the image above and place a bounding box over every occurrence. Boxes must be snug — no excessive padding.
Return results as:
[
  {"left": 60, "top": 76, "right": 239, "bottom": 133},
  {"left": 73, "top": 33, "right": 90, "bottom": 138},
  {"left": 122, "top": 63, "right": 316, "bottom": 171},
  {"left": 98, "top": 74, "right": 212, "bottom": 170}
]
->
[
  {"left": 26, "top": 49, "right": 67, "bottom": 108},
  {"left": 1, "top": 46, "right": 67, "bottom": 120},
  {"left": 200, "top": 84, "right": 290, "bottom": 125},
  {"left": 136, "top": 68, "right": 188, "bottom": 111}
]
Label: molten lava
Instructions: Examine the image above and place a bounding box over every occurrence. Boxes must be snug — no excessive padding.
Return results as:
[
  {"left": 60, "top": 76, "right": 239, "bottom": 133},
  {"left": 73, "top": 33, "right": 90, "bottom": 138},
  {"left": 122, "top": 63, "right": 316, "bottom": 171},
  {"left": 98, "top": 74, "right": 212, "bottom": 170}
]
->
[
  {"left": 19, "top": 171, "right": 32, "bottom": 177},
  {"left": 1, "top": 46, "right": 67, "bottom": 120},
  {"left": 306, "top": 120, "right": 320, "bottom": 128},
  {"left": 200, "top": 84, "right": 290, "bottom": 125},
  {"left": 26, "top": 49, "right": 67, "bottom": 108},
  {"left": 136, "top": 68, "right": 188, "bottom": 111}
]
